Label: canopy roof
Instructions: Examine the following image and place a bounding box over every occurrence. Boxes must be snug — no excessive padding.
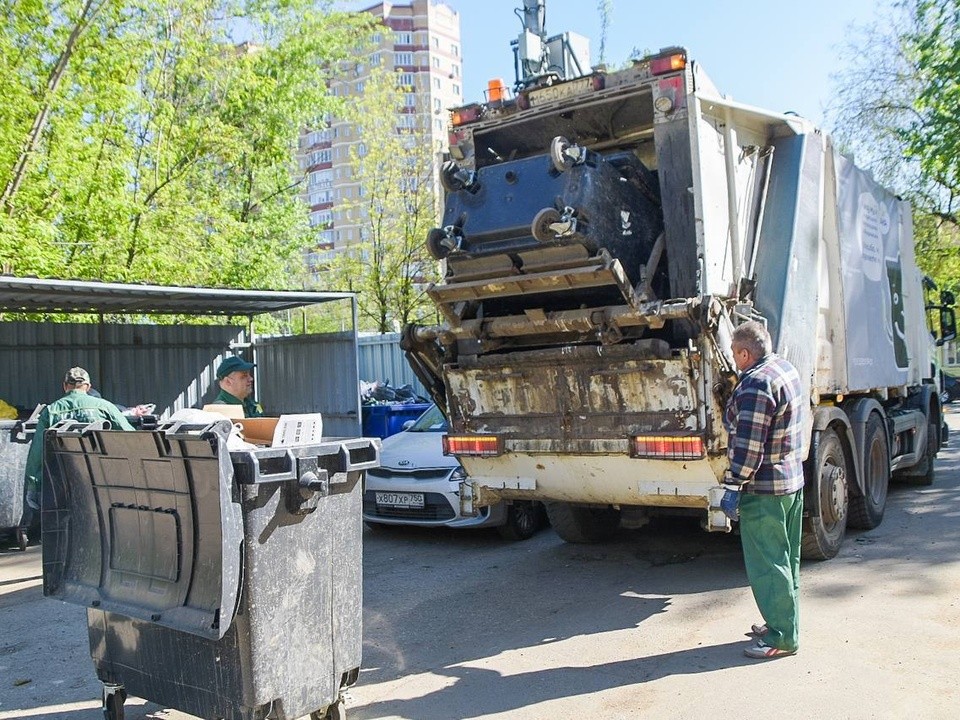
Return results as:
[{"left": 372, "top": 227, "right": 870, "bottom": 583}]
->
[{"left": 0, "top": 276, "right": 353, "bottom": 316}]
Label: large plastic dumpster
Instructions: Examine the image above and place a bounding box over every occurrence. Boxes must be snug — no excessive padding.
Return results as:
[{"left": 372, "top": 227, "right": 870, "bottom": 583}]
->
[
  {"left": 0, "top": 420, "right": 31, "bottom": 550},
  {"left": 41, "top": 418, "right": 379, "bottom": 720},
  {"left": 361, "top": 402, "right": 431, "bottom": 439}
]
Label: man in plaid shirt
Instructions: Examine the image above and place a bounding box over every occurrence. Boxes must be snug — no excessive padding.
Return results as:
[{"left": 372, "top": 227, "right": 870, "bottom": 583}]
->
[{"left": 720, "top": 320, "right": 805, "bottom": 659}]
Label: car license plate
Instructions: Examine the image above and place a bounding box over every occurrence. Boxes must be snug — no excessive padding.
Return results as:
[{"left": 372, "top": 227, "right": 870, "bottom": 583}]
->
[{"left": 375, "top": 491, "right": 424, "bottom": 508}]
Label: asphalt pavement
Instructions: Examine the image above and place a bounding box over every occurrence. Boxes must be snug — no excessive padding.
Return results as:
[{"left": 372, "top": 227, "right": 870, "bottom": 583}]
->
[{"left": 2, "top": 407, "right": 959, "bottom": 719}]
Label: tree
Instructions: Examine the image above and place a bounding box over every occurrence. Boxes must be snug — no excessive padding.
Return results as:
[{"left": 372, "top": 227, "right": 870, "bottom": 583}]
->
[
  {"left": 0, "top": 0, "right": 375, "bottom": 290},
  {"left": 901, "top": 0, "right": 960, "bottom": 227},
  {"left": 597, "top": 0, "right": 613, "bottom": 67},
  {"left": 0, "top": 0, "right": 110, "bottom": 213},
  {"left": 829, "top": 0, "right": 959, "bottom": 295},
  {"left": 325, "top": 63, "right": 441, "bottom": 333}
]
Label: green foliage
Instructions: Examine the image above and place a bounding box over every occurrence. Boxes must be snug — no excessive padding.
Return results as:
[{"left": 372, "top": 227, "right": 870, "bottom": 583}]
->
[
  {"left": 0, "top": 0, "right": 376, "bottom": 291},
  {"left": 829, "top": 0, "right": 959, "bottom": 299},
  {"left": 323, "top": 62, "right": 442, "bottom": 333},
  {"left": 901, "top": 0, "right": 960, "bottom": 223}
]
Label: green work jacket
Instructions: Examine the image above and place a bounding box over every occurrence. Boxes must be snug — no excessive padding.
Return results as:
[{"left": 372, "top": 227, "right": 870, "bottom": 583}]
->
[
  {"left": 24, "top": 391, "right": 135, "bottom": 491},
  {"left": 214, "top": 389, "right": 264, "bottom": 418}
]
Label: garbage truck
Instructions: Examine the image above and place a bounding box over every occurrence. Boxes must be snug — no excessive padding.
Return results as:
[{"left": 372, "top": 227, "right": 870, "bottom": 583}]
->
[{"left": 402, "top": 43, "right": 957, "bottom": 560}]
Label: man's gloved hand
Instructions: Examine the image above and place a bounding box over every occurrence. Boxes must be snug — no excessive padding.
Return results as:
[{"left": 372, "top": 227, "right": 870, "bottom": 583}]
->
[{"left": 720, "top": 487, "right": 740, "bottom": 521}]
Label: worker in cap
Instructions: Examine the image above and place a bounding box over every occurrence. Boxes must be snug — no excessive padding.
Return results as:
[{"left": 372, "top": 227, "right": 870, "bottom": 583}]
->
[
  {"left": 214, "top": 356, "right": 264, "bottom": 418},
  {"left": 22, "top": 366, "right": 134, "bottom": 540}
]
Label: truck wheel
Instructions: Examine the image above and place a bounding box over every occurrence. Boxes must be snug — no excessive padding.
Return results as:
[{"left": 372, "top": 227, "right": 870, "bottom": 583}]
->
[
  {"left": 545, "top": 502, "right": 620, "bottom": 543},
  {"left": 496, "top": 501, "right": 541, "bottom": 541},
  {"left": 848, "top": 414, "right": 889, "bottom": 529},
  {"left": 901, "top": 421, "right": 937, "bottom": 487},
  {"left": 801, "top": 427, "right": 848, "bottom": 560}
]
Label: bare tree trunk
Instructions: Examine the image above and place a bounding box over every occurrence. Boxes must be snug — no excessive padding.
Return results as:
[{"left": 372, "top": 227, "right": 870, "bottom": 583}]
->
[{"left": 1, "top": 0, "right": 106, "bottom": 214}]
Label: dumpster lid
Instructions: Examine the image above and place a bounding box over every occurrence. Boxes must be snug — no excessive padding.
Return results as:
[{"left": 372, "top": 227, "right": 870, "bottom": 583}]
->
[{"left": 42, "top": 421, "right": 244, "bottom": 639}]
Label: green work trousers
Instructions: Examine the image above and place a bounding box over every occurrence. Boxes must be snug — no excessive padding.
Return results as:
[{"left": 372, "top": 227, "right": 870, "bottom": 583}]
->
[{"left": 739, "top": 489, "right": 803, "bottom": 652}]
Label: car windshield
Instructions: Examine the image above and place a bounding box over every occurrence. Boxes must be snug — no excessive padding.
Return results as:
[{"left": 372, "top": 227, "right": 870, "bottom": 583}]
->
[{"left": 407, "top": 404, "right": 448, "bottom": 432}]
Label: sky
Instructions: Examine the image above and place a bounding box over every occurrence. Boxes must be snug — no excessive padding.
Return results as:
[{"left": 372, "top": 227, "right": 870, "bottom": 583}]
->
[{"left": 439, "top": 0, "right": 889, "bottom": 128}]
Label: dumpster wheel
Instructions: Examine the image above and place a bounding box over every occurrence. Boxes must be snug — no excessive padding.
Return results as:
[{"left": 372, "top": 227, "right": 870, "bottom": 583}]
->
[
  {"left": 102, "top": 684, "right": 127, "bottom": 720},
  {"left": 312, "top": 696, "right": 346, "bottom": 720},
  {"left": 16, "top": 527, "right": 27, "bottom": 551}
]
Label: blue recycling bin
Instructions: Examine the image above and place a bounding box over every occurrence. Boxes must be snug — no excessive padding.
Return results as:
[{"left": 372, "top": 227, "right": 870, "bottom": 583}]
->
[{"left": 362, "top": 403, "right": 432, "bottom": 439}]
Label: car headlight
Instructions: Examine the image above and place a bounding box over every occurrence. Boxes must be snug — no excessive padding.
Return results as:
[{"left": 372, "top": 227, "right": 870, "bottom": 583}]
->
[{"left": 450, "top": 465, "right": 468, "bottom": 483}]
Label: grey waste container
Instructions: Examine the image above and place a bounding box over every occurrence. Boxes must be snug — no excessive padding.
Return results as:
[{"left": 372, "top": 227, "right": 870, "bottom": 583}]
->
[
  {"left": 41, "top": 418, "right": 379, "bottom": 720},
  {"left": 0, "top": 420, "right": 31, "bottom": 550}
]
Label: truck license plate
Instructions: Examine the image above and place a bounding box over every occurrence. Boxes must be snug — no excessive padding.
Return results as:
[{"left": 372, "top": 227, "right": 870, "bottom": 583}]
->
[
  {"left": 528, "top": 76, "right": 596, "bottom": 107},
  {"left": 375, "top": 491, "right": 424, "bottom": 508}
]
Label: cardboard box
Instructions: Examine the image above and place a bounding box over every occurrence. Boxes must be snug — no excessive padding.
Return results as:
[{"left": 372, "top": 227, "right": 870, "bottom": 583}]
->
[
  {"left": 202, "top": 403, "right": 244, "bottom": 420},
  {"left": 201, "top": 409, "right": 323, "bottom": 447},
  {"left": 236, "top": 418, "right": 280, "bottom": 446}
]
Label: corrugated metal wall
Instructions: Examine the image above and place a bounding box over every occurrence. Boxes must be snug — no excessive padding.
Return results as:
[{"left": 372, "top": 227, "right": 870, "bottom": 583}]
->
[
  {"left": 255, "top": 331, "right": 361, "bottom": 437},
  {"left": 357, "top": 333, "right": 426, "bottom": 397},
  {"left": 0, "top": 322, "right": 363, "bottom": 435},
  {"left": 0, "top": 322, "right": 243, "bottom": 417}
]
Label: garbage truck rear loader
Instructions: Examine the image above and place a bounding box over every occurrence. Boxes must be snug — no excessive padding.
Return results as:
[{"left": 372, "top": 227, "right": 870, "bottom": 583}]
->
[{"left": 403, "top": 47, "right": 956, "bottom": 559}]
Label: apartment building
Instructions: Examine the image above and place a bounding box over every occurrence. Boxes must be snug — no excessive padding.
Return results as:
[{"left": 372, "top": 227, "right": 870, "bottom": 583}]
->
[{"left": 300, "top": 0, "right": 462, "bottom": 271}]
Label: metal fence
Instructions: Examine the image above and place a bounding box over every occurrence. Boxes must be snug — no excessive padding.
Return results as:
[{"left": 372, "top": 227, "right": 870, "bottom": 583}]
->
[
  {"left": 357, "top": 333, "right": 426, "bottom": 398},
  {"left": 0, "top": 322, "right": 244, "bottom": 417},
  {"left": 0, "top": 322, "right": 363, "bottom": 435}
]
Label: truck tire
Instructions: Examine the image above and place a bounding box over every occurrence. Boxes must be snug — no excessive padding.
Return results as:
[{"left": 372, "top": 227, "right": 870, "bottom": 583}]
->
[
  {"left": 545, "top": 502, "right": 621, "bottom": 543},
  {"left": 901, "top": 421, "right": 937, "bottom": 487},
  {"left": 848, "top": 413, "right": 889, "bottom": 529},
  {"left": 801, "top": 427, "right": 848, "bottom": 560}
]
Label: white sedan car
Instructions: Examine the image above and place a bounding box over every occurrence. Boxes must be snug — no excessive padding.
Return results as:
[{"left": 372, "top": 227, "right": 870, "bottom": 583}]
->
[{"left": 362, "top": 404, "right": 544, "bottom": 540}]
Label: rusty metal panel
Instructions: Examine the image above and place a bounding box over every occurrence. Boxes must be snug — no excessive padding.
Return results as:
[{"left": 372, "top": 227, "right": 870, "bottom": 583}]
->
[
  {"left": 446, "top": 345, "right": 700, "bottom": 446},
  {"left": 429, "top": 251, "right": 637, "bottom": 329}
]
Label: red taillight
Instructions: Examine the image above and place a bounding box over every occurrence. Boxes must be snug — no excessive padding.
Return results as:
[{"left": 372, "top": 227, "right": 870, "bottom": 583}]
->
[
  {"left": 443, "top": 434, "right": 502, "bottom": 456},
  {"left": 451, "top": 104, "right": 482, "bottom": 126},
  {"left": 650, "top": 52, "right": 686, "bottom": 76},
  {"left": 631, "top": 434, "right": 704, "bottom": 460}
]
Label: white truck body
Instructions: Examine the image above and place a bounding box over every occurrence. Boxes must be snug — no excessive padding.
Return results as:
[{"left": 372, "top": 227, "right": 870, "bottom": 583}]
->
[{"left": 404, "top": 49, "right": 952, "bottom": 557}]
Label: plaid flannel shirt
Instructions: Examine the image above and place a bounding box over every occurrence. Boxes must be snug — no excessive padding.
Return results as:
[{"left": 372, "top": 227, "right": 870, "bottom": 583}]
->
[{"left": 723, "top": 353, "right": 805, "bottom": 495}]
